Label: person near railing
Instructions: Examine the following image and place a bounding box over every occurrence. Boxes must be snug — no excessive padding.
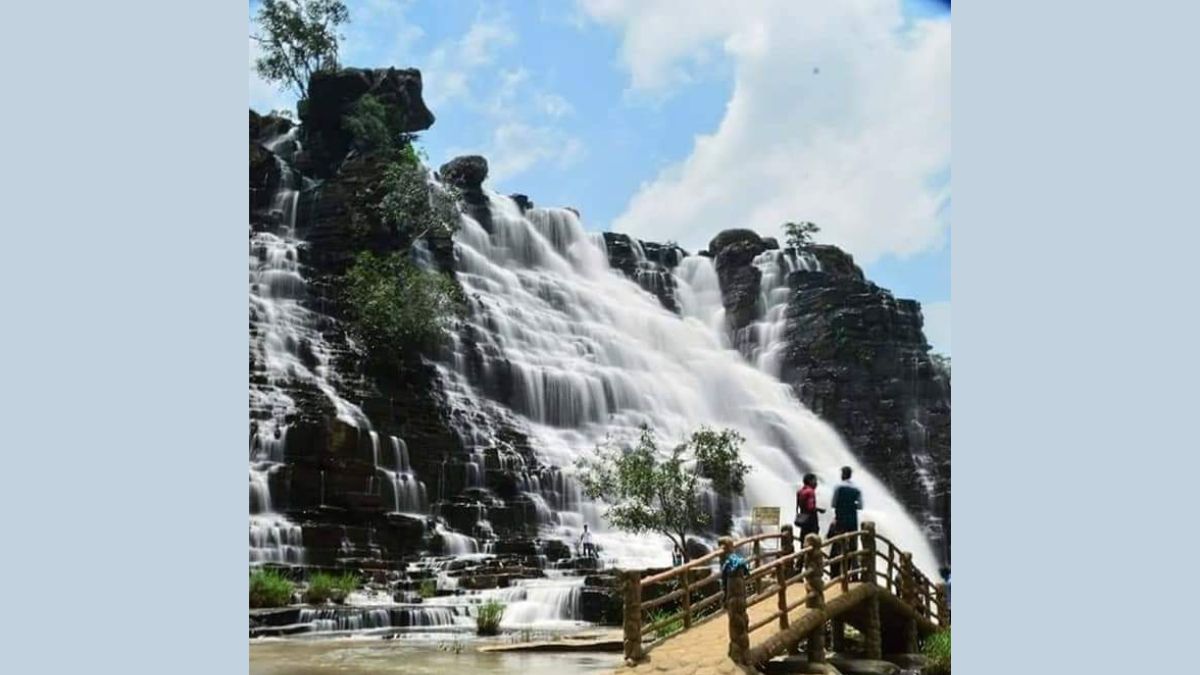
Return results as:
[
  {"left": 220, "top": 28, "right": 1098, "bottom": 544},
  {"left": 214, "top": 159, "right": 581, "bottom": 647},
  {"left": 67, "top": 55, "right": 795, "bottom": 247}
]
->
[
  {"left": 829, "top": 466, "right": 864, "bottom": 579},
  {"left": 794, "top": 473, "right": 825, "bottom": 544},
  {"left": 940, "top": 566, "right": 951, "bottom": 608}
]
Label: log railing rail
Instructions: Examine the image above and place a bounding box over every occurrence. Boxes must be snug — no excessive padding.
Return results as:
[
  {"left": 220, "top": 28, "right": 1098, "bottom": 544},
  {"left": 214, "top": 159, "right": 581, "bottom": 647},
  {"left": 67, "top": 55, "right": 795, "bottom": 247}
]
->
[{"left": 620, "top": 522, "right": 949, "bottom": 667}]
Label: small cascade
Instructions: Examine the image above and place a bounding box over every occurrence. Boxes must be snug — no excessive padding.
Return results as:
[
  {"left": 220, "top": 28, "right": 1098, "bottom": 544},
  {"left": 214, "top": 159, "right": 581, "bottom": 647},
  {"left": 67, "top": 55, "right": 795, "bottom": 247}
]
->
[
  {"left": 296, "top": 605, "right": 468, "bottom": 633},
  {"left": 368, "top": 432, "right": 429, "bottom": 514},
  {"left": 491, "top": 578, "right": 584, "bottom": 628},
  {"left": 434, "top": 523, "right": 480, "bottom": 554},
  {"left": 730, "top": 249, "right": 821, "bottom": 376},
  {"left": 248, "top": 127, "right": 371, "bottom": 565}
]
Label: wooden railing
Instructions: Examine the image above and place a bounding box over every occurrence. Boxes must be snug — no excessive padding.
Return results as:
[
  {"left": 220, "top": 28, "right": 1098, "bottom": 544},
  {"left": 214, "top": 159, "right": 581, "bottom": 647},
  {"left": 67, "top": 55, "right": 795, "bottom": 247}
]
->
[{"left": 620, "top": 521, "right": 949, "bottom": 666}]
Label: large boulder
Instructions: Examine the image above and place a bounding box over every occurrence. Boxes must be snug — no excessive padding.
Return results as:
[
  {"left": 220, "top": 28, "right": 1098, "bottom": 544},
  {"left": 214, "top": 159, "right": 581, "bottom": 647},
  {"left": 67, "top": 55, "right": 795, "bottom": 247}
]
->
[
  {"left": 708, "top": 229, "right": 769, "bottom": 330},
  {"left": 438, "top": 155, "right": 488, "bottom": 192},
  {"left": 299, "top": 67, "right": 435, "bottom": 175}
]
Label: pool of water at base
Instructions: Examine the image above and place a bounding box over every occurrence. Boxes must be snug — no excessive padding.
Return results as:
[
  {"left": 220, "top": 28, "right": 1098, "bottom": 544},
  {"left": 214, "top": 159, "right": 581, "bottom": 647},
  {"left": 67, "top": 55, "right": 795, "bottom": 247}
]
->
[{"left": 250, "top": 635, "right": 622, "bottom": 674}]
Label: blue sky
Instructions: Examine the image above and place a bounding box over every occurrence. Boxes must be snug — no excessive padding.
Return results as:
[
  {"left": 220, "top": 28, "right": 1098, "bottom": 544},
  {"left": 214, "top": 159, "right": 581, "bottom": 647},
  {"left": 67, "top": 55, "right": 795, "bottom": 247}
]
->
[{"left": 250, "top": 1, "right": 951, "bottom": 353}]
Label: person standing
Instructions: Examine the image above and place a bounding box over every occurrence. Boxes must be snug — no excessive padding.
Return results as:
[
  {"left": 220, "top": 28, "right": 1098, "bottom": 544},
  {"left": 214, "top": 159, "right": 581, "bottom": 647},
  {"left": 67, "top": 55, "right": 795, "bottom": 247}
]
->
[
  {"left": 795, "top": 473, "right": 824, "bottom": 544},
  {"left": 830, "top": 466, "right": 864, "bottom": 578},
  {"left": 579, "top": 524, "right": 597, "bottom": 559}
]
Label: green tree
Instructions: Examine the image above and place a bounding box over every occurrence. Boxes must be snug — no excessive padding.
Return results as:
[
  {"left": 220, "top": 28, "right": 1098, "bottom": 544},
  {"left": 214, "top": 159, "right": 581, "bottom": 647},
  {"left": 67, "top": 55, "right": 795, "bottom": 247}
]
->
[
  {"left": 252, "top": 0, "right": 349, "bottom": 98},
  {"left": 576, "top": 426, "right": 750, "bottom": 562},
  {"left": 341, "top": 252, "right": 463, "bottom": 365},
  {"left": 783, "top": 221, "right": 821, "bottom": 249}
]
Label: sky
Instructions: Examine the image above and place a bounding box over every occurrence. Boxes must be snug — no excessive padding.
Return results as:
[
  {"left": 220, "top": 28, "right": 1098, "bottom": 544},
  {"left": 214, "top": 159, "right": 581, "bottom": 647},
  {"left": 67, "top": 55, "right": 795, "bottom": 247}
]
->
[{"left": 250, "top": 1, "right": 951, "bottom": 354}]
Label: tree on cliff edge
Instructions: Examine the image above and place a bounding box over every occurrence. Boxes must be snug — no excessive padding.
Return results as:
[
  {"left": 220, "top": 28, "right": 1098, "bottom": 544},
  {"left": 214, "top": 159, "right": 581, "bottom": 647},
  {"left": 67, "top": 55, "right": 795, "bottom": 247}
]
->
[
  {"left": 253, "top": 0, "right": 349, "bottom": 98},
  {"left": 784, "top": 221, "right": 821, "bottom": 249},
  {"left": 576, "top": 426, "right": 750, "bottom": 562}
]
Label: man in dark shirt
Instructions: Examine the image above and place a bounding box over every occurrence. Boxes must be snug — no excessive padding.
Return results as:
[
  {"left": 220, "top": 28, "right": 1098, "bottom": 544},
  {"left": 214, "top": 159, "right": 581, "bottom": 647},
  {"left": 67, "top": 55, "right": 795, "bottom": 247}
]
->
[{"left": 830, "top": 466, "right": 864, "bottom": 579}]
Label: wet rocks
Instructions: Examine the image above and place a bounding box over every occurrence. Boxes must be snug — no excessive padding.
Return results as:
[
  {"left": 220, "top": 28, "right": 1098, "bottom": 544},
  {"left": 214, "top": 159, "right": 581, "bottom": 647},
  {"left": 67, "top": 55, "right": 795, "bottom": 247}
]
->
[
  {"left": 779, "top": 256, "right": 950, "bottom": 561},
  {"left": 601, "top": 232, "right": 687, "bottom": 313},
  {"left": 708, "top": 229, "right": 770, "bottom": 331},
  {"left": 299, "top": 67, "right": 435, "bottom": 176}
]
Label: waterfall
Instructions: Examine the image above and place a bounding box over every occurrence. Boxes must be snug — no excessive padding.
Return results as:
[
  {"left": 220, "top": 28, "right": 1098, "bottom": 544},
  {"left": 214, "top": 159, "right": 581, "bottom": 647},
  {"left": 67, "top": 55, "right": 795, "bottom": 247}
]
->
[
  {"left": 248, "top": 127, "right": 370, "bottom": 565},
  {"left": 727, "top": 249, "right": 821, "bottom": 376},
  {"left": 441, "top": 193, "right": 938, "bottom": 572}
]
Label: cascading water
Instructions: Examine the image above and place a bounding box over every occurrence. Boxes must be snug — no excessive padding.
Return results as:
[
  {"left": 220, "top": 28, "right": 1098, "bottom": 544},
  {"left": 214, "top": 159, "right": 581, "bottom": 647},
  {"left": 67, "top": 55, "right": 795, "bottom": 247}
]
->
[
  {"left": 726, "top": 250, "right": 821, "bottom": 376},
  {"left": 250, "top": 129, "right": 441, "bottom": 567},
  {"left": 441, "top": 193, "right": 938, "bottom": 572}
]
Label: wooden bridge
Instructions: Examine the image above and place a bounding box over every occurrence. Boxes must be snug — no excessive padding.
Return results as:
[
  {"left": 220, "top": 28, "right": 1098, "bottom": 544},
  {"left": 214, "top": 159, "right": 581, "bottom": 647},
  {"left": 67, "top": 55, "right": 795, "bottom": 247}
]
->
[{"left": 614, "top": 522, "right": 949, "bottom": 674}]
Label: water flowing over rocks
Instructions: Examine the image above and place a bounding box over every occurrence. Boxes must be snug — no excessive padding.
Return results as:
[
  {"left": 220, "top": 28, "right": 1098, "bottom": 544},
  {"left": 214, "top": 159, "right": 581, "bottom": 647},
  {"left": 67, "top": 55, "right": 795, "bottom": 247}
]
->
[{"left": 248, "top": 64, "right": 949, "bottom": 639}]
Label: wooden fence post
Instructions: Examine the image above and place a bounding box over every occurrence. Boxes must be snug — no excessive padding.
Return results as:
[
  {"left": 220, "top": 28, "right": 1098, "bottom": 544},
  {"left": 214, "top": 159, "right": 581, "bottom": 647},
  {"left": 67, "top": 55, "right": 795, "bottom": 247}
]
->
[
  {"left": 776, "top": 559, "right": 789, "bottom": 631},
  {"left": 862, "top": 522, "right": 877, "bottom": 586},
  {"left": 781, "top": 524, "right": 795, "bottom": 576},
  {"left": 864, "top": 596, "right": 882, "bottom": 660},
  {"left": 726, "top": 563, "right": 750, "bottom": 664},
  {"left": 804, "top": 534, "right": 827, "bottom": 664},
  {"left": 899, "top": 552, "right": 918, "bottom": 653},
  {"left": 752, "top": 538, "right": 762, "bottom": 594},
  {"left": 900, "top": 552, "right": 916, "bottom": 606},
  {"left": 682, "top": 567, "right": 692, "bottom": 629},
  {"left": 936, "top": 582, "right": 950, "bottom": 627},
  {"left": 621, "top": 570, "right": 643, "bottom": 665}
]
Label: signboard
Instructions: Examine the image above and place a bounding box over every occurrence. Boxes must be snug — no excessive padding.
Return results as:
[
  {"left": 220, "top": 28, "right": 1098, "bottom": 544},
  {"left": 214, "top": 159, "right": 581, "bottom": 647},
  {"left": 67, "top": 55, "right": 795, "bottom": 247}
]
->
[{"left": 751, "top": 506, "right": 781, "bottom": 527}]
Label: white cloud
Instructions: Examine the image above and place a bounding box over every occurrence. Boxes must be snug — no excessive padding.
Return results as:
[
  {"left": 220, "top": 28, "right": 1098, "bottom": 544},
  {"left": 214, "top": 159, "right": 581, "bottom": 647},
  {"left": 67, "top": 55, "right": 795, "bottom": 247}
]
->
[
  {"left": 579, "top": 0, "right": 950, "bottom": 263},
  {"left": 484, "top": 123, "right": 587, "bottom": 185},
  {"left": 423, "top": 12, "right": 518, "bottom": 107},
  {"left": 921, "top": 300, "right": 951, "bottom": 355}
]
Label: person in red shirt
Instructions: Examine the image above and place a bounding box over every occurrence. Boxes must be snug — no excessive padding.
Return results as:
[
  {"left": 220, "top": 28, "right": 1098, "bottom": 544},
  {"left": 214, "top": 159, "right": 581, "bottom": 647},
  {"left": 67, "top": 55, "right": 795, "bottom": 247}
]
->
[{"left": 794, "top": 473, "right": 825, "bottom": 544}]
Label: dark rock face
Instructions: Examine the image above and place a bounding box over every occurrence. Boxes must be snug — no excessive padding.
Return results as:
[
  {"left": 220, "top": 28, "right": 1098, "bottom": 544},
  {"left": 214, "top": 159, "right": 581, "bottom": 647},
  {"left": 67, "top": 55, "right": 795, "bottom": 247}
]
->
[
  {"left": 509, "top": 194, "right": 533, "bottom": 213},
  {"left": 702, "top": 228, "right": 950, "bottom": 562},
  {"left": 299, "top": 67, "right": 435, "bottom": 176},
  {"left": 601, "top": 232, "right": 687, "bottom": 313},
  {"left": 438, "top": 154, "right": 491, "bottom": 230},
  {"left": 439, "top": 155, "right": 488, "bottom": 192},
  {"left": 708, "top": 229, "right": 770, "bottom": 330},
  {"left": 778, "top": 255, "right": 950, "bottom": 562}
]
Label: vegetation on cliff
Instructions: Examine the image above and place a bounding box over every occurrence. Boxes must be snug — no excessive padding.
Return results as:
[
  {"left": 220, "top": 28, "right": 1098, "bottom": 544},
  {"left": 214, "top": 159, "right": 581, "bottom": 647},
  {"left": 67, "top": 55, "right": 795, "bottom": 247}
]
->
[
  {"left": 249, "top": 568, "right": 295, "bottom": 608},
  {"left": 577, "top": 426, "right": 750, "bottom": 562},
  {"left": 341, "top": 251, "right": 463, "bottom": 365},
  {"left": 783, "top": 220, "right": 821, "bottom": 249},
  {"left": 302, "top": 571, "right": 358, "bottom": 604},
  {"left": 252, "top": 0, "right": 349, "bottom": 99}
]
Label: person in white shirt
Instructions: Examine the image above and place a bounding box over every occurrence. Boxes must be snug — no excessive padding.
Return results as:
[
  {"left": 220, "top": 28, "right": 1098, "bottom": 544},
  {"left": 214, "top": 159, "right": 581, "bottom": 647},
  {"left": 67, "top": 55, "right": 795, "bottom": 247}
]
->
[{"left": 579, "top": 524, "right": 597, "bottom": 558}]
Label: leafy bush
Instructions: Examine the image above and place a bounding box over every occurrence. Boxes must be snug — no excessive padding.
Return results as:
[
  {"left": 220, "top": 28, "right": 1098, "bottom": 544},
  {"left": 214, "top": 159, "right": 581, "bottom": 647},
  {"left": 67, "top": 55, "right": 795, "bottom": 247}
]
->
[
  {"left": 647, "top": 608, "right": 683, "bottom": 640},
  {"left": 342, "top": 251, "right": 463, "bottom": 364},
  {"left": 303, "top": 571, "right": 358, "bottom": 605},
  {"left": 476, "top": 599, "right": 505, "bottom": 636},
  {"left": 341, "top": 95, "right": 425, "bottom": 156},
  {"left": 252, "top": 0, "right": 349, "bottom": 98},
  {"left": 418, "top": 578, "right": 437, "bottom": 598},
  {"left": 577, "top": 425, "right": 750, "bottom": 562},
  {"left": 783, "top": 221, "right": 820, "bottom": 249},
  {"left": 923, "top": 629, "right": 951, "bottom": 674},
  {"left": 250, "top": 567, "right": 295, "bottom": 608}
]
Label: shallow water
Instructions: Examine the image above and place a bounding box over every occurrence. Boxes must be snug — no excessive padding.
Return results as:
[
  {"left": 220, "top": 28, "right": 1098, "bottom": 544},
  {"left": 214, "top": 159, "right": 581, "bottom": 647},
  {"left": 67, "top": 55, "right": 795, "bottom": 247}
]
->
[{"left": 249, "top": 637, "right": 621, "bottom": 674}]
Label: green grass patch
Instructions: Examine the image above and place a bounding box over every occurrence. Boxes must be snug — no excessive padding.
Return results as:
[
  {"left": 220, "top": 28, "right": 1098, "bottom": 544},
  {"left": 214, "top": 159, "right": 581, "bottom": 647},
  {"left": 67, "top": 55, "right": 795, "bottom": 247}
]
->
[
  {"left": 922, "top": 628, "right": 951, "bottom": 674},
  {"left": 476, "top": 599, "right": 505, "bottom": 636},
  {"left": 418, "top": 578, "right": 437, "bottom": 599},
  {"left": 647, "top": 608, "right": 684, "bottom": 640},
  {"left": 249, "top": 567, "right": 295, "bottom": 608},
  {"left": 303, "top": 571, "right": 359, "bottom": 605}
]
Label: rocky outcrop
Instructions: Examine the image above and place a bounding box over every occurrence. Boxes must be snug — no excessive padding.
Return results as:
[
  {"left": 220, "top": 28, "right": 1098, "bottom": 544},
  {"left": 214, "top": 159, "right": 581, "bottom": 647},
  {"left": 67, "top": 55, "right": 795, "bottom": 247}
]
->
[
  {"left": 704, "top": 229, "right": 950, "bottom": 562},
  {"left": 298, "top": 67, "right": 435, "bottom": 176},
  {"left": 602, "top": 232, "right": 687, "bottom": 313},
  {"left": 778, "top": 250, "right": 950, "bottom": 562},
  {"left": 708, "top": 229, "right": 770, "bottom": 330},
  {"left": 438, "top": 154, "right": 492, "bottom": 230}
]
